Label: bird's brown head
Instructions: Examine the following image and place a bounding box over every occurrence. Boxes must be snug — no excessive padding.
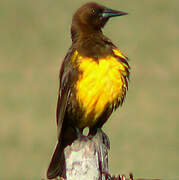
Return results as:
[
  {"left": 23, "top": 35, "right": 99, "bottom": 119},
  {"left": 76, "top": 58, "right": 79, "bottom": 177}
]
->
[{"left": 71, "top": 2, "right": 128, "bottom": 41}]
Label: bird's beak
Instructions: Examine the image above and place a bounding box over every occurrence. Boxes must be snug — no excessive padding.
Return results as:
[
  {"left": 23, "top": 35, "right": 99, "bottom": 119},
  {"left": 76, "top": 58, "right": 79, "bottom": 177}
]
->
[{"left": 102, "top": 8, "right": 128, "bottom": 19}]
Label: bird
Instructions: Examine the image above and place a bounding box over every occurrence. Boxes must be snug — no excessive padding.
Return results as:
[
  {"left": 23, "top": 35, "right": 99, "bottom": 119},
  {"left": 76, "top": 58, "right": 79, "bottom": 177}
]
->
[{"left": 47, "top": 2, "right": 130, "bottom": 179}]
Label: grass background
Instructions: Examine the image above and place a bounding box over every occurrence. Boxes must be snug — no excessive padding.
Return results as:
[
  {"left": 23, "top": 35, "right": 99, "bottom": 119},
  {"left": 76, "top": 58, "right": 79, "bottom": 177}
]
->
[{"left": 0, "top": 0, "right": 178, "bottom": 179}]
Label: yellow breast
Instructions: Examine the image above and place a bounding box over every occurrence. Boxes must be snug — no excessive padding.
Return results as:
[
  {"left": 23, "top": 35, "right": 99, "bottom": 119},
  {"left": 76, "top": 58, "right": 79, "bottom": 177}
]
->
[{"left": 73, "top": 49, "right": 128, "bottom": 128}]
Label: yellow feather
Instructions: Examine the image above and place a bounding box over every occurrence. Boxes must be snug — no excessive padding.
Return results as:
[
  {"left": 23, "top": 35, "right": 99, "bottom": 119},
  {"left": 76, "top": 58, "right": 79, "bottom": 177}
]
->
[
  {"left": 112, "top": 49, "right": 126, "bottom": 60},
  {"left": 73, "top": 50, "right": 128, "bottom": 128}
]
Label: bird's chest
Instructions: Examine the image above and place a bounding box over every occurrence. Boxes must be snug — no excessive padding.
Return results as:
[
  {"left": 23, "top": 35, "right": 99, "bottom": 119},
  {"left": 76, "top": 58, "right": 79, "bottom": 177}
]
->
[{"left": 74, "top": 55, "right": 125, "bottom": 127}]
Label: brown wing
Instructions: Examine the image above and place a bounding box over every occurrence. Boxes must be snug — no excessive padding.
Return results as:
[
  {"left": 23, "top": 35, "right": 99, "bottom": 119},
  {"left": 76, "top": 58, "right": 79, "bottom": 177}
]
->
[
  {"left": 56, "top": 46, "right": 77, "bottom": 139},
  {"left": 47, "top": 47, "right": 78, "bottom": 179}
]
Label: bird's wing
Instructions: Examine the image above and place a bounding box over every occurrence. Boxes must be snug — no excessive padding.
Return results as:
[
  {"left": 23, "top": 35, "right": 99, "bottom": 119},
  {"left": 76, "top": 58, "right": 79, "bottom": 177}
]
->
[{"left": 56, "top": 47, "right": 77, "bottom": 139}]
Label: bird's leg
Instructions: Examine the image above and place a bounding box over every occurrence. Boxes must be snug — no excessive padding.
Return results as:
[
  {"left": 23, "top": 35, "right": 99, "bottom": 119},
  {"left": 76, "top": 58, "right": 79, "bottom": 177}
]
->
[
  {"left": 75, "top": 127, "right": 83, "bottom": 139},
  {"left": 75, "top": 127, "right": 92, "bottom": 141},
  {"left": 88, "top": 127, "right": 98, "bottom": 140}
]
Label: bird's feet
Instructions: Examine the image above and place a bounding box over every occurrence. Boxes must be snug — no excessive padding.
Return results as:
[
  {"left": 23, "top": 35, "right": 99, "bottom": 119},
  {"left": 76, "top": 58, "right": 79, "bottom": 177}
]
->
[{"left": 75, "top": 127, "right": 90, "bottom": 141}]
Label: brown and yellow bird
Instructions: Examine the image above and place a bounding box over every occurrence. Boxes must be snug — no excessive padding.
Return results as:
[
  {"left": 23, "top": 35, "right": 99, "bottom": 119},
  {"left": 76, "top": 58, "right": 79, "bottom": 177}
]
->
[{"left": 47, "top": 2, "right": 130, "bottom": 179}]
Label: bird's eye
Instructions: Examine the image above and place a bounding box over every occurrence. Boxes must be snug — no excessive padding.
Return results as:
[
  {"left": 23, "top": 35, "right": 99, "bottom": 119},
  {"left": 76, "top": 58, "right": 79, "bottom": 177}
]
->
[{"left": 91, "top": 8, "right": 96, "bottom": 15}]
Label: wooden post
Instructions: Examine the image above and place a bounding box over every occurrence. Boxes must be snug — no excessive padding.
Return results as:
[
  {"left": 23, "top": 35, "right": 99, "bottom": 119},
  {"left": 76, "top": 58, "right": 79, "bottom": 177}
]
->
[{"left": 63, "top": 129, "right": 109, "bottom": 180}]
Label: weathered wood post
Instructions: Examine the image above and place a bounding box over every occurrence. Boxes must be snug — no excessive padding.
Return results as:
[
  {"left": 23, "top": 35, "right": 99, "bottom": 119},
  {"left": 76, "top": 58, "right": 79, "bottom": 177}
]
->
[{"left": 63, "top": 129, "right": 109, "bottom": 180}]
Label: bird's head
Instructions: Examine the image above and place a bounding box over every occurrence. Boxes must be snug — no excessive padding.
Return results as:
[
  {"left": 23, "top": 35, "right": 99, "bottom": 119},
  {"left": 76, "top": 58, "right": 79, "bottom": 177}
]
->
[{"left": 71, "top": 2, "right": 128, "bottom": 40}]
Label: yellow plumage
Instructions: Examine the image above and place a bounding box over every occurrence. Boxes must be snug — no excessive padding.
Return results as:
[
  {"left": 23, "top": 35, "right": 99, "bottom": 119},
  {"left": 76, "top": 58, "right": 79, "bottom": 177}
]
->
[{"left": 72, "top": 49, "right": 129, "bottom": 128}]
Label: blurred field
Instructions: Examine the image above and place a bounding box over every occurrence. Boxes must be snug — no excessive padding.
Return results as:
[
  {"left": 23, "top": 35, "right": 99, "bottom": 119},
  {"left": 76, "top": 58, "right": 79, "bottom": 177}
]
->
[{"left": 0, "top": 0, "right": 179, "bottom": 179}]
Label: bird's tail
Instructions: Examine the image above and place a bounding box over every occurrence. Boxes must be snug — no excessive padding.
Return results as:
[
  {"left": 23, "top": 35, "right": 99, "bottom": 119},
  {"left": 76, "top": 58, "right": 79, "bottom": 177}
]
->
[{"left": 46, "top": 141, "right": 65, "bottom": 179}]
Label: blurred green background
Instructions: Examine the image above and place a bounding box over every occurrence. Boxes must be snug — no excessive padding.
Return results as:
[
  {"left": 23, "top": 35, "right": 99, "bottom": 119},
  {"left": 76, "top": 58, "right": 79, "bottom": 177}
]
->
[{"left": 0, "top": 0, "right": 178, "bottom": 179}]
